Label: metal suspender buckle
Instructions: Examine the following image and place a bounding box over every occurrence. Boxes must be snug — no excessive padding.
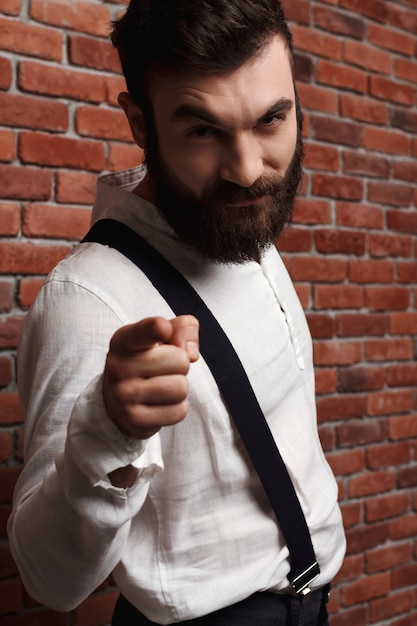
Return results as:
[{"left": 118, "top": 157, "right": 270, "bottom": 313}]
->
[{"left": 290, "top": 562, "right": 321, "bottom": 604}]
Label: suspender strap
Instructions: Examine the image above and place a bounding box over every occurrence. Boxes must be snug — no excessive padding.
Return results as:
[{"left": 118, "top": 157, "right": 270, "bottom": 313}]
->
[{"left": 82, "top": 218, "right": 320, "bottom": 597}]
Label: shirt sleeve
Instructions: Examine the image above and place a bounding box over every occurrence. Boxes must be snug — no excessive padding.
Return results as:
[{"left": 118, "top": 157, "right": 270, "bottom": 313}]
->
[{"left": 7, "top": 273, "right": 163, "bottom": 611}]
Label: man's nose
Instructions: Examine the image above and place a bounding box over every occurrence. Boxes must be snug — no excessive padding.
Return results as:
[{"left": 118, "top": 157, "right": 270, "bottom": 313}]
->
[{"left": 220, "top": 137, "right": 264, "bottom": 188}]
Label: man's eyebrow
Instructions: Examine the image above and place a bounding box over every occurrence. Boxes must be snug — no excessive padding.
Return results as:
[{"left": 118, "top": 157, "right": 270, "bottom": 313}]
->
[
  {"left": 258, "top": 98, "right": 294, "bottom": 122},
  {"left": 172, "top": 97, "right": 294, "bottom": 127},
  {"left": 171, "top": 104, "right": 220, "bottom": 125}
]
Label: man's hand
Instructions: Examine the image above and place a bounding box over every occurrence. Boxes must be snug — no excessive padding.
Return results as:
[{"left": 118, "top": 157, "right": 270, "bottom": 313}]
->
[{"left": 103, "top": 315, "right": 199, "bottom": 440}]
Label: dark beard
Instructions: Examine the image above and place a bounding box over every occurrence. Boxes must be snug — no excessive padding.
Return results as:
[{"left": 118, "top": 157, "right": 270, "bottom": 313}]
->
[{"left": 145, "top": 132, "right": 304, "bottom": 264}]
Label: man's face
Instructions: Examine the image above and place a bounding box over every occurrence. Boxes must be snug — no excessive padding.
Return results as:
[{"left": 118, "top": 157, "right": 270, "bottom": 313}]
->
[{"left": 143, "top": 35, "right": 302, "bottom": 263}]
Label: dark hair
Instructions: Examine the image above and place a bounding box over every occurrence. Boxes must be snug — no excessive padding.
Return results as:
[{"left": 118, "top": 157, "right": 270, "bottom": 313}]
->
[{"left": 111, "top": 0, "right": 294, "bottom": 109}]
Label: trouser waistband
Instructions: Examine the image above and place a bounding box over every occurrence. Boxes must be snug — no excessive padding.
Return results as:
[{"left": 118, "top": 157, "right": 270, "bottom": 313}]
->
[{"left": 112, "top": 584, "right": 331, "bottom": 626}]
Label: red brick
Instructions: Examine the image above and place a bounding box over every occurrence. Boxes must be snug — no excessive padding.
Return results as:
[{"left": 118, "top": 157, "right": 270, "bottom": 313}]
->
[
  {"left": 0, "top": 465, "right": 21, "bottom": 501},
  {"left": 19, "top": 60, "right": 106, "bottom": 103},
  {"left": 0, "top": 242, "right": 69, "bottom": 275},
  {"left": 293, "top": 197, "right": 331, "bottom": 225},
  {"left": 337, "top": 366, "right": 386, "bottom": 392},
  {"left": 304, "top": 142, "right": 339, "bottom": 172},
  {"left": 292, "top": 25, "right": 342, "bottom": 59},
  {"left": 388, "top": 209, "right": 417, "bottom": 234},
  {"left": 326, "top": 449, "right": 365, "bottom": 476},
  {"left": 0, "top": 432, "right": 11, "bottom": 462},
  {"left": 297, "top": 82, "right": 338, "bottom": 113},
  {"left": 389, "top": 414, "right": 417, "bottom": 441},
  {"left": 342, "top": 571, "right": 390, "bottom": 606},
  {"left": 282, "top": 0, "right": 310, "bottom": 24},
  {"left": 343, "top": 150, "right": 389, "bottom": 178},
  {"left": 366, "top": 493, "right": 410, "bottom": 523},
  {"left": 314, "top": 284, "right": 363, "bottom": 309},
  {"left": 0, "top": 15, "right": 62, "bottom": 60},
  {"left": 370, "top": 75, "right": 415, "bottom": 106},
  {"left": 288, "top": 256, "right": 347, "bottom": 282},
  {"left": 23, "top": 204, "right": 90, "bottom": 241},
  {"left": 0, "top": 281, "right": 13, "bottom": 313},
  {"left": 313, "top": 5, "right": 365, "bottom": 38},
  {"left": 339, "top": 0, "right": 388, "bottom": 21},
  {"left": 390, "top": 313, "right": 417, "bottom": 336},
  {"left": 30, "top": 0, "right": 111, "bottom": 37},
  {"left": 349, "top": 470, "right": 396, "bottom": 498},
  {"left": 0, "top": 56, "right": 12, "bottom": 89},
  {"left": 0, "top": 203, "right": 20, "bottom": 235},
  {"left": 306, "top": 307, "right": 337, "bottom": 336},
  {"left": 314, "top": 340, "right": 362, "bottom": 366},
  {"left": 369, "top": 233, "right": 413, "bottom": 258},
  {"left": 107, "top": 141, "right": 143, "bottom": 173},
  {"left": 335, "top": 201, "right": 382, "bottom": 230},
  {"left": 392, "top": 107, "right": 417, "bottom": 134},
  {"left": 366, "top": 543, "right": 412, "bottom": 574},
  {"left": 104, "top": 74, "right": 127, "bottom": 107},
  {"left": 337, "top": 313, "right": 387, "bottom": 337},
  {"left": 344, "top": 40, "right": 392, "bottom": 74},
  {"left": 316, "top": 394, "right": 366, "bottom": 422},
  {"left": 312, "top": 174, "right": 363, "bottom": 201},
  {"left": 339, "top": 503, "right": 361, "bottom": 530},
  {"left": 368, "top": 390, "right": 414, "bottom": 417},
  {"left": 19, "top": 132, "right": 106, "bottom": 171},
  {"left": 0, "top": 128, "right": 15, "bottom": 162},
  {"left": 0, "top": 356, "right": 12, "bottom": 387},
  {"left": 389, "top": 360, "right": 417, "bottom": 394},
  {"left": 0, "top": 165, "right": 52, "bottom": 201},
  {"left": 387, "top": 4, "right": 417, "bottom": 35},
  {"left": 370, "top": 590, "right": 414, "bottom": 623},
  {"left": 330, "top": 606, "right": 367, "bottom": 626},
  {"left": 312, "top": 116, "right": 363, "bottom": 147},
  {"left": 394, "top": 160, "right": 417, "bottom": 184},
  {"left": 315, "top": 59, "right": 367, "bottom": 92},
  {"left": 367, "top": 441, "right": 412, "bottom": 469},
  {"left": 0, "top": 92, "right": 68, "bottom": 131},
  {"left": 276, "top": 227, "right": 312, "bottom": 253},
  {"left": 76, "top": 105, "right": 132, "bottom": 141},
  {"left": 368, "top": 23, "right": 416, "bottom": 56},
  {"left": 364, "top": 127, "right": 411, "bottom": 156},
  {"left": 337, "top": 419, "right": 385, "bottom": 447},
  {"left": 315, "top": 229, "right": 365, "bottom": 255},
  {"left": 18, "top": 277, "right": 44, "bottom": 309},
  {"left": 340, "top": 94, "right": 388, "bottom": 125},
  {"left": 318, "top": 424, "right": 335, "bottom": 450},
  {"left": 69, "top": 34, "right": 121, "bottom": 73},
  {"left": 346, "top": 523, "right": 389, "bottom": 556},
  {"left": 0, "top": 0, "right": 22, "bottom": 16},
  {"left": 391, "top": 562, "right": 417, "bottom": 590},
  {"left": 315, "top": 367, "right": 337, "bottom": 394},
  {"left": 366, "top": 287, "right": 410, "bottom": 311},
  {"left": 56, "top": 170, "right": 97, "bottom": 205},
  {"left": 398, "top": 261, "right": 417, "bottom": 283},
  {"left": 398, "top": 467, "right": 417, "bottom": 490},
  {"left": 396, "top": 58, "right": 417, "bottom": 85},
  {"left": 368, "top": 182, "right": 413, "bottom": 206},
  {"left": 0, "top": 318, "right": 23, "bottom": 350},
  {"left": 349, "top": 259, "right": 394, "bottom": 284}
]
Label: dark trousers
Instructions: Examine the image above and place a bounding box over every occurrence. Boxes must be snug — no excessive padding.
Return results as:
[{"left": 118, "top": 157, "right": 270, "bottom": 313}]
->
[{"left": 112, "top": 585, "right": 331, "bottom": 626}]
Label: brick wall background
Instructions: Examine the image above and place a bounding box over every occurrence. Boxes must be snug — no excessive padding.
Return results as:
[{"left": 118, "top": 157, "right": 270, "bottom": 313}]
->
[{"left": 0, "top": 0, "right": 416, "bottom": 624}]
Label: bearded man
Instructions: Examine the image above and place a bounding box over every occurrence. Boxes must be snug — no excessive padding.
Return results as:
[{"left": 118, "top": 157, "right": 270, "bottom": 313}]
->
[{"left": 8, "top": 2, "right": 346, "bottom": 625}]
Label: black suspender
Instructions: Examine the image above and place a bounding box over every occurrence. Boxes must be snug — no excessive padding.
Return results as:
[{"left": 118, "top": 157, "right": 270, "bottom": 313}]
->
[{"left": 82, "top": 218, "right": 320, "bottom": 598}]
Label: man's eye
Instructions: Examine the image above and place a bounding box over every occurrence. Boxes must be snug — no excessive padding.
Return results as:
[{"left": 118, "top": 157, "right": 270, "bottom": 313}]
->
[
  {"left": 262, "top": 113, "right": 285, "bottom": 126},
  {"left": 188, "top": 126, "right": 218, "bottom": 138}
]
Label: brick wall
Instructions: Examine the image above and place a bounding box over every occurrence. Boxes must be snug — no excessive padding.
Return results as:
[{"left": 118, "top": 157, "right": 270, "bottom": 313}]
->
[{"left": 0, "top": 0, "right": 416, "bottom": 624}]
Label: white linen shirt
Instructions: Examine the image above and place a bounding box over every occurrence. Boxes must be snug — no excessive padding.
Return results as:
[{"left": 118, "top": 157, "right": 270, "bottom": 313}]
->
[{"left": 8, "top": 166, "right": 345, "bottom": 624}]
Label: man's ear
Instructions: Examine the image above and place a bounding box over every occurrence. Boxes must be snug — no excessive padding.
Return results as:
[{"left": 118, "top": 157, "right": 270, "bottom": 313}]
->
[{"left": 118, "top": 92, "right": 147, "bottom": 149}]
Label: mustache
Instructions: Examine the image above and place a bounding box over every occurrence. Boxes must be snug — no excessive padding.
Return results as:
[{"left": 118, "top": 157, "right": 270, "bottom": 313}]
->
[{"left": 201, "top": 174, "right": 284, "bottom": 204}]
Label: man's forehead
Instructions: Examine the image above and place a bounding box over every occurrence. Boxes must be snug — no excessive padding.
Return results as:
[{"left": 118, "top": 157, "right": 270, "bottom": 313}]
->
[{"left": 148, "top": 35, "right": 294, "bottom": 122}]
